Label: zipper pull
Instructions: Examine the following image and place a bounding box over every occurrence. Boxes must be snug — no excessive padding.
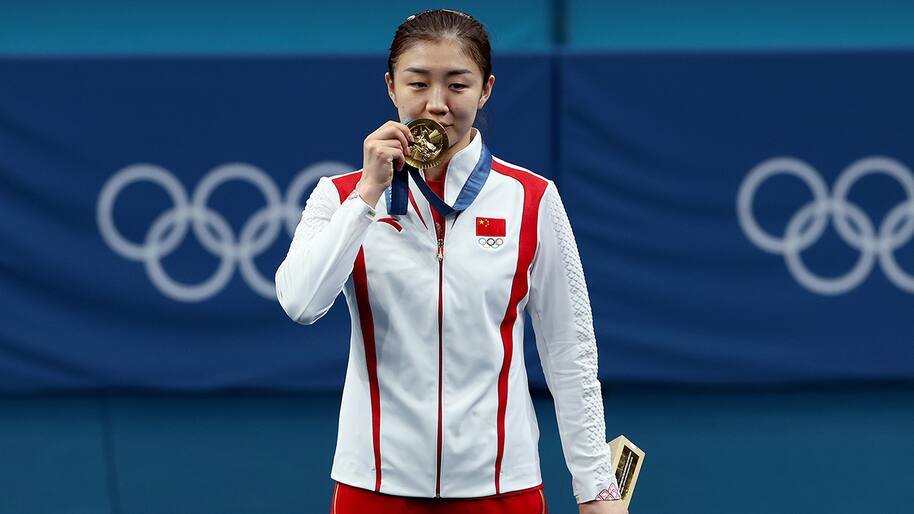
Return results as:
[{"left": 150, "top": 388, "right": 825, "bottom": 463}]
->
[{"left": 437, "top": 239, "right": 444, "bottom": 261}]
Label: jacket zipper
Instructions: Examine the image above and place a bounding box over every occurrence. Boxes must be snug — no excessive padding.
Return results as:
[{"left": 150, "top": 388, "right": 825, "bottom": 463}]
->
[{"left": 435, "top": 225, "right": 445, "bottom": 497}]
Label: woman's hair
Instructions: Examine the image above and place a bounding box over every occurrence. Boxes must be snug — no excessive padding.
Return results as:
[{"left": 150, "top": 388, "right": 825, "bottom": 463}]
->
[{"left": 388, "top": 9, "right": 492, "bottom": 87}]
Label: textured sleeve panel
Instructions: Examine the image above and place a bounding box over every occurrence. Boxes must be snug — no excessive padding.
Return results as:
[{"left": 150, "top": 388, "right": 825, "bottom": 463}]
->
[
  {"left": 275, "top": 176, "right": 375, "bottom": 325},
  {"left": 528, "top": 181, "right": 621, "bottom": 504},
  {"left": 286, "top": 176, "right": 338, "bottom": 254}
]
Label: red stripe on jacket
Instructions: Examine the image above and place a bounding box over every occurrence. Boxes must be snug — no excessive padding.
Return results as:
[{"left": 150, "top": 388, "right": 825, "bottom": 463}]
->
[
  {"left": 408, "top": 188, "right": 427, "bottom": 229},
  {"left": 489, "top": 160, "right": 548, "bottom": 494},
  {"left": 332, "top": 171, "right": 383, "bottom": 491}
]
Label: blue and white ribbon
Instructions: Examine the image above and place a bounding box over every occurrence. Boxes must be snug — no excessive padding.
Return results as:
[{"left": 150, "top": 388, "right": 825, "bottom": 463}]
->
[{"left": 387, "top": 122, "right": 492, "bottom": 216}]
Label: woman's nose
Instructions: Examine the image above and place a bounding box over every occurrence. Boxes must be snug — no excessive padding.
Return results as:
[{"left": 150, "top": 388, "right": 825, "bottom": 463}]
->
[{"left": 427, "top": 86, "right": 448, "bottom": 114}]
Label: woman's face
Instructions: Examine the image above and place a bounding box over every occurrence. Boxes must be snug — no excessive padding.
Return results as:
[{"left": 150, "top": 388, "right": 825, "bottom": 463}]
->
[{"left": 386, "top": 39, "right": 495, "bottom": 157}]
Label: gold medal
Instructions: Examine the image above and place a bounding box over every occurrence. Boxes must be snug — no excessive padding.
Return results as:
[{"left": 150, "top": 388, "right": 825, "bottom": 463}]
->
[{"left": 405, "top": 118, "right": 449, "bottom": 169}]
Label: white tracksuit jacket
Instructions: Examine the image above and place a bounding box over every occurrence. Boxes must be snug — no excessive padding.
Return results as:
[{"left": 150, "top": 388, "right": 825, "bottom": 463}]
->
[{"left": 275, "top": 129, "right": 620, "bottom": 504}]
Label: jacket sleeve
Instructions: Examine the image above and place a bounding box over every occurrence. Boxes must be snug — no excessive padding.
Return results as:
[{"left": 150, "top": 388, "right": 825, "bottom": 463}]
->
[
  {"left": 527, "top": 180, "right": 622, "bottom": 504},
  {"left": 275, "top": 176, "right": 376, "bottom": 325}
]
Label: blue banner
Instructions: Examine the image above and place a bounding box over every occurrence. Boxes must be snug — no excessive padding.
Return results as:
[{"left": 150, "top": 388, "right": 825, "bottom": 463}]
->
[
  {"left": 560, "top": 51, "right": 914, "bottom": 384},
  {"left": 1, "top": 52, "right": 913, "bottom": 391},
  {"left": 0, "top": 56, "right": 552, "bottom": 391}
]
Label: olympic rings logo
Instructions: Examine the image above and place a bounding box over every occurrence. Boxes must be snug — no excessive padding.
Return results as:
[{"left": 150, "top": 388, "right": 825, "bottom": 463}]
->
[
  {"left": 478, "top": 237, "right": 504, "bottom": 249},
  {"left": 737, "top": 156, "right": 914, "bottom": 295},
  {"left": 97, "top": 161, "right": 354, "bottom": 302}
]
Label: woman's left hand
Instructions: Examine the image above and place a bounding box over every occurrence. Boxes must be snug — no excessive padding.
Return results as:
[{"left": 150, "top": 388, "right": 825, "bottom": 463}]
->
[{"left": 579, "top": 499, "right": 628, "bottom": 514}]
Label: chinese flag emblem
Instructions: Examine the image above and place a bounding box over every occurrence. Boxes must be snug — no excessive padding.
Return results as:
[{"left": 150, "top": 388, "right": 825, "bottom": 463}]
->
[{"left": 476, "top": 217, "right": 506, "bottom": 237}]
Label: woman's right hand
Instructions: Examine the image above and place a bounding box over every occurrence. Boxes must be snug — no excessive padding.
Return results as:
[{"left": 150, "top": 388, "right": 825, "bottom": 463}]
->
[{"left": 356, "top": 121, "right": 414, "bottom": 207}]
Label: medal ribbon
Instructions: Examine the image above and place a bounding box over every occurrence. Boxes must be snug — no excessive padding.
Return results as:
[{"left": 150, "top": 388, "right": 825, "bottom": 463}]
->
[{"left": 387, "top": 142, "right": 492, "bottom": 217}]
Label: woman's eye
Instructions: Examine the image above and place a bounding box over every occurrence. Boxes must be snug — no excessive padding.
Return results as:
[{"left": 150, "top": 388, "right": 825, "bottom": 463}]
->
[{"left": 407, "top": 82, "right": 466, "bottom": 90}]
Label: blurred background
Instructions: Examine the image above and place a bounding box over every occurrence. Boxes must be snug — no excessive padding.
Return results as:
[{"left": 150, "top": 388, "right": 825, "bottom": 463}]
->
[{"left": 2, "top": 1, "right": 914, "bottom": 513}]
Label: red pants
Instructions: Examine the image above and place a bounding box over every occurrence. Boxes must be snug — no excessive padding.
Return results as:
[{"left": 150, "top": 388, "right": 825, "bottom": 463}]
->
[{"left": 330, "top": 481, "right": 548, "bottom": 514}]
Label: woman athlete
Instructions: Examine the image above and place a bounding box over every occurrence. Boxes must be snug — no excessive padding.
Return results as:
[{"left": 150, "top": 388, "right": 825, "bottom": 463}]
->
[{"left": 276, "top": 9, "right": 627, "bottom": 514}]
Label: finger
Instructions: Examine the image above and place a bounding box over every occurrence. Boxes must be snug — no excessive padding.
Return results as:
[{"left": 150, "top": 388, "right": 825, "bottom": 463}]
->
[
  {"left": 367, "top": 121, "right": 409, "bottom": 144},
  {"left": 384, "top": 119, "right": 414, "bottom": 142},
  {"left": 381, "top": 125, "right": 411, "bottom": 156},
  {"left": 376, "top": 139, "right": 405, "bottom": 150},
  {"left": 377, "top": 141, "right": 406, "bottom": 157},
  {"left": 388, "top": 150, "right": 406, "bottom": 172},
  {"left": 387, "top": 146, "right": 406, "bottom": 171},
  {"left": 397, "top": 122, "right": 415, "bottom": 143},
  {"left": 368, "top": 140, "right": 402, "bottom": 161},
  {"left": 375, "top": 140, "right": 408, "bottom": 163},
  {"left": 379, "top": 147, "right": 405, "bottom": 171}
]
